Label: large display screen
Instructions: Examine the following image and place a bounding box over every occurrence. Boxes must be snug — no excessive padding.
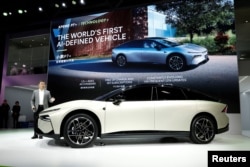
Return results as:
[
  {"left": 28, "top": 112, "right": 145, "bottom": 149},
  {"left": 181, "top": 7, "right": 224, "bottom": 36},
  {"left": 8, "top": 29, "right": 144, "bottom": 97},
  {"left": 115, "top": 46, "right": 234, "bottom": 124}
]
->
[{"left": 48, "top": 0, "right": 239, "bottom": 113}]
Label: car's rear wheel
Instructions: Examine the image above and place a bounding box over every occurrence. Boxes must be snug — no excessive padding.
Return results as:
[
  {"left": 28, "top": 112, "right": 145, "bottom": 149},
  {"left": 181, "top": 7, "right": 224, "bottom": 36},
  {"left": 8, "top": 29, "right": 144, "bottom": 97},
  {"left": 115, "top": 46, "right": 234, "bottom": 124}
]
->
[
  {"left": 63, "top": 113, "right": 98, "bottom": 148},
  {"left": 190, "top": 115, "right": 215, "bottom": 144},
  {"left": 167, "top": 54, "right": 186, "bottom": 71},
  {"left": 116, "top": 54, "right": 127, "bottom": 67}
]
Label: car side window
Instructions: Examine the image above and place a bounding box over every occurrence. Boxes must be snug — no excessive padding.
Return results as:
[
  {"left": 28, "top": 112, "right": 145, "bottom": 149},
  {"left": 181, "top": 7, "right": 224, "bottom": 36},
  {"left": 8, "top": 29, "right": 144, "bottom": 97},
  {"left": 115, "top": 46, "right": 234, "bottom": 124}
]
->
[
  {"left": 124, "top": 40, "right": 143, "bottom": 48},
  {"left": 150, "top": 41, "right": 156, "bottom": 48},
  {"left": 156, "top": 87, "right": 186, "bottom": 100},
  {"left": 183, "top": 89, "right": 215, "bottom": 101},
  {"left": 143, "top": 40, "right": 155, "bottom": 48},
  {"left": 154, "top": 40, "right": 167, "bottom": 49},
  {"left": 144, "top": 41, "right": 150, "bottom": 48},
  {"left": 121, "top": 86, "right": 152, "bottom": 101}
]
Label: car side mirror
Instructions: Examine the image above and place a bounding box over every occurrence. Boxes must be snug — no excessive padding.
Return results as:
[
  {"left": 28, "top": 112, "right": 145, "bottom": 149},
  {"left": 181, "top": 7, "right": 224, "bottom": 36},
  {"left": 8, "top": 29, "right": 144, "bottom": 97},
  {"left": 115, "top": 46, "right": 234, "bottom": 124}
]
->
[{"left": 113, "top": 99, "right": 122, "bottom": 105}]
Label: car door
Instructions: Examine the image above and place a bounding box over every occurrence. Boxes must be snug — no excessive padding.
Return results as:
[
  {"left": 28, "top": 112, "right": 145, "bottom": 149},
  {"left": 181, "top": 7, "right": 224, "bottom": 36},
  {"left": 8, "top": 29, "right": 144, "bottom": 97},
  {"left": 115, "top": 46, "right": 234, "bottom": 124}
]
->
[
  {"left": 123, "top": 40, "right": 143, "bottom": 62},
  {"left": 104, "top": 86, "right": 155, "bottom": 133},
  {"left": 154, "top": 86, "right": 196, "bottom": 131},
  {"left": 140, "top": 40, "right": 167, "bottom": 64}
]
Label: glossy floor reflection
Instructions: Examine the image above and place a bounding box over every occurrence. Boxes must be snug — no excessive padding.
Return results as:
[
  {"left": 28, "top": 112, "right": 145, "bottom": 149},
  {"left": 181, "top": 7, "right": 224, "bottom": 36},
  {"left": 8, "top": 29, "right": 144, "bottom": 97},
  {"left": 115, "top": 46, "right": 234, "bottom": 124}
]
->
[{"left": 0, "top": 128, "right": 250, "bottom": 167}]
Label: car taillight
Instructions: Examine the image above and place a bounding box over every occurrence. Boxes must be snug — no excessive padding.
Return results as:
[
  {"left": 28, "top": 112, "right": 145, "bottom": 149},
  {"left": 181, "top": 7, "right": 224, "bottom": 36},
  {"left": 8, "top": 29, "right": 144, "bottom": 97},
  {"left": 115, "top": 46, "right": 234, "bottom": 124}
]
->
[{"left": 222, "top": 106, "right": 228, "bottom": 113}]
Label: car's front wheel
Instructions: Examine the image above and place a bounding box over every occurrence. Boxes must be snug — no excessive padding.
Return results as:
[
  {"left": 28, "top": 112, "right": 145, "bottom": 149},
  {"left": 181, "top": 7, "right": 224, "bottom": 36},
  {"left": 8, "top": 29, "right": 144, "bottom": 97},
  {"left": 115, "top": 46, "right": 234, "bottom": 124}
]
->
[
  {"left": 63, "top": 113, "right": 98, "bottom": 148},
  {"left": 167, "top": 54, "right": 186, "bottom": 71},
  {"left": 116, "top": 54, "right": 127, "bottom": 67},
  {"left": 190, "top": 115, "right": 216, "bottom": 144}
]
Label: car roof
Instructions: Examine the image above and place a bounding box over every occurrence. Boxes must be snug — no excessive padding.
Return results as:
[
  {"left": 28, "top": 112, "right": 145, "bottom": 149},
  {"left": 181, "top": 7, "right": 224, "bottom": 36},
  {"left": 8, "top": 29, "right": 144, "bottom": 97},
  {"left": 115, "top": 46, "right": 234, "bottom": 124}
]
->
[
  {"left": 95, "top": 83, "right": 219, "bottom": 102},
  {"left": 145, "top": 37, "right": 166, "bottom": 39}
]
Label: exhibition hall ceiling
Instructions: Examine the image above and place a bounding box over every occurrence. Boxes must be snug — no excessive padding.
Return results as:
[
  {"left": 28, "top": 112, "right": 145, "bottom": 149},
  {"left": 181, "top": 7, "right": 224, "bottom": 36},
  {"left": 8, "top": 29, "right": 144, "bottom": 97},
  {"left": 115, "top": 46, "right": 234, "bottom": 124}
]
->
[{"left": 0, "top": 0, "right": 161, "bottom": 32}]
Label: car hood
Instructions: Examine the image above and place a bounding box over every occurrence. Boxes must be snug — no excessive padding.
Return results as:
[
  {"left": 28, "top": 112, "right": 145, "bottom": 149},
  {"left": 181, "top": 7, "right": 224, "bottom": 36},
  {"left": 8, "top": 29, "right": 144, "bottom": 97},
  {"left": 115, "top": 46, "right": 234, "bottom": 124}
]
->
[
  {"left": 42, "top": 100, "right": 95, "bottom": 112},
  {"left": 177, "top": 43, "right": 207, "bottom": 52}
]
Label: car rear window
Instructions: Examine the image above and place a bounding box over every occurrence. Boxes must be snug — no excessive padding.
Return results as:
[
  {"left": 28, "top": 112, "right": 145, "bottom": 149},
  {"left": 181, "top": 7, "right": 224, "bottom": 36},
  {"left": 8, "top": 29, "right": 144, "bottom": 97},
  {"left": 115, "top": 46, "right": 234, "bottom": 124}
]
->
[
  {"left": 183, "top": 89, "right": 218, "bottom": 101},
  {"left": 156, "top": 87, "right": 186, "bottom": 100}
]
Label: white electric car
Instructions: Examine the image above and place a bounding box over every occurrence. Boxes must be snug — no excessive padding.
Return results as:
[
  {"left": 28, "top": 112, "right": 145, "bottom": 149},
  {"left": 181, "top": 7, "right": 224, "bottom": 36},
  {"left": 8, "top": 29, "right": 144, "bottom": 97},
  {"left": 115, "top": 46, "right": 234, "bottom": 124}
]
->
[{"left": 38, "top": 84, "right": 229, "bottom": 148}]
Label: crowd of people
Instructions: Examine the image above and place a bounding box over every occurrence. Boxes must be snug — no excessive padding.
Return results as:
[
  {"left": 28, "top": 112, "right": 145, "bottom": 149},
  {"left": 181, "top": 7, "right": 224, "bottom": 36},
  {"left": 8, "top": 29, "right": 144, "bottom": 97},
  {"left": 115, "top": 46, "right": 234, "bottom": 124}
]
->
[{"left": 0, "top": 99, "right": 21, "bottom": 129}]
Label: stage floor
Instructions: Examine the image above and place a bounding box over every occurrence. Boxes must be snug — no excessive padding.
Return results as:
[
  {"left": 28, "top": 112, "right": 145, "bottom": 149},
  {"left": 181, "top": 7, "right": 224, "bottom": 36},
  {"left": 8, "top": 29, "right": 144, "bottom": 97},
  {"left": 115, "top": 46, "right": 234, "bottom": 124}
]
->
[{"left": 0, "top": 128, "right": 249, "bottom": 167}]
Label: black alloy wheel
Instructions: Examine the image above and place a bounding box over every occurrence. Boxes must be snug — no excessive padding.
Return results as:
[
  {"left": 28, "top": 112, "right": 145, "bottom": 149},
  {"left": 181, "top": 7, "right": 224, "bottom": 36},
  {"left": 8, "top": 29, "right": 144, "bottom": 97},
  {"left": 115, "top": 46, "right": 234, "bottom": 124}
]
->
[
  {"left": 63, "top": 113, "right": 98, "bottom": 148},
  {"left": 167, "top": 54, "right": 186, "bottom": 71},
  {"left": 116, "top": 54, "right": 127, "bottom": 67},
  {"left": 190, "top": 115, "right": 216, "bottom": 144}
]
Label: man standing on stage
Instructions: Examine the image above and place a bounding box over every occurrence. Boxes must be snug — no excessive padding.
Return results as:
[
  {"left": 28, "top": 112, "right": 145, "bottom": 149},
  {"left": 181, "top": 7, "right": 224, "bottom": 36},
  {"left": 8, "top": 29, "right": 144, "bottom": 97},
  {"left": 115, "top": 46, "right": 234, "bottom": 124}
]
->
[{"left": 30, "top": 81, "right": 55, "bottom": 139}]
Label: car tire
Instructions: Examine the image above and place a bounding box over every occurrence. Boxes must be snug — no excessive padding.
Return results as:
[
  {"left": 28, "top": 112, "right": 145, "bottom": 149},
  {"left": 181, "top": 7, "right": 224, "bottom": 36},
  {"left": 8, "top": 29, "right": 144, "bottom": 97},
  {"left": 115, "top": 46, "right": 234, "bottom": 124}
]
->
[
  {"left": 116, "top": 54, "right": 127, "bottom": 67},
  {"left": 63, "top": 113, "right": 98, "bottom": 148},
  {"left": 190, "top": 115, "right": 216, "bottom": 144},
  {"left": 167, "top": 54, "right": 186, "bottom": 71}
]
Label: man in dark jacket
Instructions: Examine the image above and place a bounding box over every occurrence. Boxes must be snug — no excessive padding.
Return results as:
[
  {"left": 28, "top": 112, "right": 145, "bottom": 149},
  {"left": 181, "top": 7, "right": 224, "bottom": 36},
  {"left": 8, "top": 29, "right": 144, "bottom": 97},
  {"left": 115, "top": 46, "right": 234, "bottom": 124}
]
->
[
  {"left": 1, "top": 99, "right": 10, "bottom": 128},
  {"left": 12, "top": 101, "right": 21, "bottom": 128}
]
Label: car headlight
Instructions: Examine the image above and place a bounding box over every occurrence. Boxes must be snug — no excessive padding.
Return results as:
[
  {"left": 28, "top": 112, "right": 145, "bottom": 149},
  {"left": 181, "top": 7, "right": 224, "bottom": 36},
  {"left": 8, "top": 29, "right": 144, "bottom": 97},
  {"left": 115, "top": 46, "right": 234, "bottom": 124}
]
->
[
  {"left": 188, "top": 51, "right": 201, "bottom": 54},
  {"left": 193, "top": 55, "right": 202, "bottom": 58},
  {"left": 41, "top": 108, "right": 61, "bottom": 114},
  {"left": 40, "top": 115, "right": 51, "bottom": 121}
]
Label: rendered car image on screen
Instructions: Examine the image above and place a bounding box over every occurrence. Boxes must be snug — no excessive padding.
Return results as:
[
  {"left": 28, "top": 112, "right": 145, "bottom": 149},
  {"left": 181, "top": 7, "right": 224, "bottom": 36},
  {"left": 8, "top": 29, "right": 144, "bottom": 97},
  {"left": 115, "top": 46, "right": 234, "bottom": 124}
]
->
[
  {"left": 112, "top": 37, "right": 209, "bottom": 71},
  {"left": 38, "top": 84, "right": 229, "bottom": 148}
]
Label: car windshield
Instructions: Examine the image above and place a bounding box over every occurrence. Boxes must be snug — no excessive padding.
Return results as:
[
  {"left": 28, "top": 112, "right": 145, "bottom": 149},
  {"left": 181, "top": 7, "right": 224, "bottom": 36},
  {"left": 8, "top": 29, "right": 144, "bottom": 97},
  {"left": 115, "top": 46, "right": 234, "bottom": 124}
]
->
[{"left": 94, "top": 87, "right": 125, "bottom": 101}]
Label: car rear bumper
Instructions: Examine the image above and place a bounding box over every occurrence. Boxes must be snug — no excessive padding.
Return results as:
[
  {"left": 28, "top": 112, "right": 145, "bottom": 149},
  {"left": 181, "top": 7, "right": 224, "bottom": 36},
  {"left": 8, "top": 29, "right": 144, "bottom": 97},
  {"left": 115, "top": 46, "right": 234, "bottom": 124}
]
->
[{"left": 217, "top": 123, "right": 229, "bottom": 134}]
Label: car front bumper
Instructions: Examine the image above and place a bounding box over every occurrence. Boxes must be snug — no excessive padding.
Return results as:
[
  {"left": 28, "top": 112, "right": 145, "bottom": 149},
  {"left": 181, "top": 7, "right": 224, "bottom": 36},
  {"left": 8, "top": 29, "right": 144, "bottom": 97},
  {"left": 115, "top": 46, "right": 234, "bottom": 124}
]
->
[
  {"left": 38, "top": 117, "right": 53, "bottom": 134},
  {"left": 191, "top": 54, "right": 209, "bottom": 65},
  {"left": 38, "top": 117, "right": 61, "bottom": 139}
]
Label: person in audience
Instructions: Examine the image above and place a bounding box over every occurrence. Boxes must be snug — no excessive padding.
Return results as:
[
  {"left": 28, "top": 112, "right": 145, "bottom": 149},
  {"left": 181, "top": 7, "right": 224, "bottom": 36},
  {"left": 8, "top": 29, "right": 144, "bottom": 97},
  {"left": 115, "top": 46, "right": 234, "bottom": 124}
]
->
[
  {"left": 1, "top": 99, "right": 10, "bottom": 128},
  {"left": 12, "top": 101, "right": 21, "bottom": 128}
]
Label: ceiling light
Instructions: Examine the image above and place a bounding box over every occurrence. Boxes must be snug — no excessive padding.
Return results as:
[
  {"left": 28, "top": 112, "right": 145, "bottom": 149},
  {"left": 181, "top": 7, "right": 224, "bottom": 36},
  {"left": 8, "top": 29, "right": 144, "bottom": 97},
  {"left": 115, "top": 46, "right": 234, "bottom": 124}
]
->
[
  {"left": 55, "top": 3, "right": 60, "bottom": 8},
  {"left": 3, "top": 12, "right": 8, "bottom": 16},
  {"left": 38, "top": 7, "right": 43, "bottom": 12},
  {"left": 18, "top": 10, "right": 23, "bottom": 14},
  {"left": 62, "top": 2, "right": 67, "bottom": 8},
  {"left": 80, "top": 0, "right": 85, "bottom": 5},
  {"left": 72, "top": 0, "right": 77, "bottom": 5}
]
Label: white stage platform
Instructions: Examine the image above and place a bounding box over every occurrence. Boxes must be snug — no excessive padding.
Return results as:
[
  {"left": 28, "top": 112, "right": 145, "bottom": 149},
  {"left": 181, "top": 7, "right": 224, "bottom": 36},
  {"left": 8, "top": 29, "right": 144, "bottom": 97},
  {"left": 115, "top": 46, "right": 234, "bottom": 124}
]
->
[{"left": 0, "top": 128, "right": 250, "bottom": 167}]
